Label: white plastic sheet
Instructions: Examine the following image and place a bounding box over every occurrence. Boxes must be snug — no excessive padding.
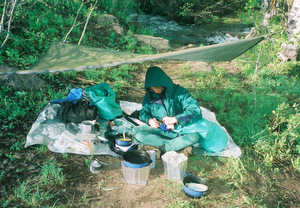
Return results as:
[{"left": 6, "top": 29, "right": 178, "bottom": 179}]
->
[{"left": 25, "top": 101, "right": 242, "bottom": 158}]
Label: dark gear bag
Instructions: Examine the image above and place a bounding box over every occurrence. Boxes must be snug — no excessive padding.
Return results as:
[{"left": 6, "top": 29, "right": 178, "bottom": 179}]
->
[{"left": 58, "top": 98, "right": 98, "bottom": 123}]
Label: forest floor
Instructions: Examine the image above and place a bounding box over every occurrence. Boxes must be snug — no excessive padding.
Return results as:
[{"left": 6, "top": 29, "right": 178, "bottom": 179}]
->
[{"left": 1, "top": 60, "right": 299, "bottom": 208}]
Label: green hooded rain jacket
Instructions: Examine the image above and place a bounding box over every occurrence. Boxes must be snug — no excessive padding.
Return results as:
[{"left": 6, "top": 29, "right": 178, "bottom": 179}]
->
[
  {"left": 135, "top": 66, "right": 228, "bottom": 153},
  {"left": 139, "top": 66, "right": 202, "bottom": 127}
]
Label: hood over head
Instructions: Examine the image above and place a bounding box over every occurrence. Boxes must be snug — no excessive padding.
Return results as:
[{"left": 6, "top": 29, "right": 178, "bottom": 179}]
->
[{"left": 144, "top": 66, "right": 174, "bottom": 92}]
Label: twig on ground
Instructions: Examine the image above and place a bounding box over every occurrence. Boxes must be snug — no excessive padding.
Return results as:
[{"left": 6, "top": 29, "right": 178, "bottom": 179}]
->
[{"left": 253, "top": 45, "right": 262, "bottom": 108}]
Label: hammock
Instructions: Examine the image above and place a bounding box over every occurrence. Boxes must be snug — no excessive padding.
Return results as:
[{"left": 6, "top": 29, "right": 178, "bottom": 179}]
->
[{"left": 1, "top": 36, "right": 264, "bottom": 75}]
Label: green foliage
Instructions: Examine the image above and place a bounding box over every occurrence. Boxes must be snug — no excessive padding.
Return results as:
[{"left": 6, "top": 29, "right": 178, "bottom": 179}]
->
[
  {"left": 238, "top": 0, "right": 290, "bottom": 36},
  {"left": 0, "top": 0, "right": 145, "bottom": 70},
  {"left": 34, "top": 145, "right": 49, "bottom": 155},
  {"left": 13, "top": 180, "right": 59, "bottom": 207},
  {"left": 252, "top": 103, "right": 299, "bottom": 170},
  {"left": 0, "top": 87, "right": 41, "bottom": 140},
  {"left": 238, "top": 0, "right": 262, "bottom": 25},
  {"left": 71, "top": 64, "right": 139, "bottom": 98},
  {"left": 40, "top": 159, "right": 65, "bottom": 186},
  {"left": 137, "top": 0, "right": 246, "bottom": 24},
  {"left": 99, "top": 0, "right": 141, "bottom": 18}
]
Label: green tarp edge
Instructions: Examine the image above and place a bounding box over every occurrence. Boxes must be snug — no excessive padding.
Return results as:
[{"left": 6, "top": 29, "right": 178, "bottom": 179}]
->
[{"left": 1, "top": 36, "right": 264, "bottom": 75}]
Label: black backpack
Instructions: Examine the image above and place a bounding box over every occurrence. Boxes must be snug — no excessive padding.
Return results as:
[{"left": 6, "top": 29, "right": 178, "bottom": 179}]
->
[{"left": 58, "top": 98, "right": 98, "bottom": 123}]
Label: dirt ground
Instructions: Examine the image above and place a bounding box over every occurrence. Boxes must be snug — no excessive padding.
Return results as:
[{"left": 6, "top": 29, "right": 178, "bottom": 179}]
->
[{"left": 1, "top": 60, "right": 300, "bottom": 207}]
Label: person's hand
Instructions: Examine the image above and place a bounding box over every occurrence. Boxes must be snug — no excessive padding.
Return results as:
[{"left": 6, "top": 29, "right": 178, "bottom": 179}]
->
[
  {"left": 162, "top": 116, "right": 177, "bottom": 125},
  {"left": 148, "top": 118, "right": 160, "bottom": 128}
]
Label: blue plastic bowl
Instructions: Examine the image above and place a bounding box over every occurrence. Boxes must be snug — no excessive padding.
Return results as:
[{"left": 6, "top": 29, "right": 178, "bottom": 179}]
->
[
  {"left": 122, "top": 150, "right": 151, "bottom": 169},
  {"left": 183, "top": 175, "right": 209, "bottom": 198},
  {"left": 115, "top": 133, "right": 133, "bottom": 146}
]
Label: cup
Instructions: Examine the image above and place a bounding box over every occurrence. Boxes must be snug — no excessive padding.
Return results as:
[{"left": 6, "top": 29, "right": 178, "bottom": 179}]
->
[
  {"left": 90, "top": 159, "right": 102, "bottom": 173},
  {"left": 79, "top": 120, "right": 94, "bottom": 133},
  {"left": 146, "top": 150, "right": 156, "bottom": 168}
]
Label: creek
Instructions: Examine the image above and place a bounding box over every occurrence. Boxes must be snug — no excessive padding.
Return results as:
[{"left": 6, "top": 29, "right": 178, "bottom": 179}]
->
[{"left": 131, "top": 14, "right": 252, "bottom": 48}]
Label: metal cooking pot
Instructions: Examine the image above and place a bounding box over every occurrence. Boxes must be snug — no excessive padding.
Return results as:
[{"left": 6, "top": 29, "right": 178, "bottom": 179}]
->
[{"left": 115, "top": 133, "right": 133, "bottom": 146}]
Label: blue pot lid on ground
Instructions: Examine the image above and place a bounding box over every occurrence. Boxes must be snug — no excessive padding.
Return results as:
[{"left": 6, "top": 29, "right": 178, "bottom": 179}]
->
[{"left": 122, "top": 150, "right": 151, "bottom": 169}]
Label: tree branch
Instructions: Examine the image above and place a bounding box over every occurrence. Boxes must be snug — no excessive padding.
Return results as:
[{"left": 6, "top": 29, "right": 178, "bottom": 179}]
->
[
  {"left": 63, "top": 0, "right": 84, "bottom": 42},
  {"left": 253, "top": 45, "right": 262, "bottom": 108},
  {"left": 78, "top": 0, "right": 98, "bottom": 45},
  {"left": 0, "top": 0, "right": 18, "bottom": 48},
  {"left": 0, "top": 0, "right": 7, "bottom": 34}
]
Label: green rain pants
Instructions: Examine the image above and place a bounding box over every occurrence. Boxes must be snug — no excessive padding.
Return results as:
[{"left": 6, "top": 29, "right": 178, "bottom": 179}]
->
[{"left": 133, "top": 126, "right": 200, "bottom": 152}]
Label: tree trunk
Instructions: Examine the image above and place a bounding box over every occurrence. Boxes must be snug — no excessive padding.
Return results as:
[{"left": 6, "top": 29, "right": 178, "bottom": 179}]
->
[
  {"left": 261, "top": 0, "right": 277, "bottom": 26},
  {"left": 278, "top": 0, "right": 300, "bottom": 61},
  {"left": 286, "top": 0, "right": 300, "bottom": 38}
]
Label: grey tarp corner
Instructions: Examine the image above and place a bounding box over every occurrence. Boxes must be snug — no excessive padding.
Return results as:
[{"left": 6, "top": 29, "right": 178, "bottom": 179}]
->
[{"left": 2, "top": 36, "right": 264, "bottom": 75}]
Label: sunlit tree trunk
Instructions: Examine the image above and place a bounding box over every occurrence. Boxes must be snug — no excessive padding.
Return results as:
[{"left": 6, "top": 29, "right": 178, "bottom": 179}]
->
[
  {"left": 261, "top": 0, "right": 277, "bottom": 26},
  {"left": 286, "top": 0, "right": 300, "bottom": 39},
  {"left": 278, "top": 0, "right": 300, "bottom": 61}
]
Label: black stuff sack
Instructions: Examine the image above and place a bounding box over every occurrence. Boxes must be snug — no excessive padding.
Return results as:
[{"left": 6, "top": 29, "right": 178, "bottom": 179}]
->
[{"left": 58, "top": 98, "right": 98, "bottom": 123}]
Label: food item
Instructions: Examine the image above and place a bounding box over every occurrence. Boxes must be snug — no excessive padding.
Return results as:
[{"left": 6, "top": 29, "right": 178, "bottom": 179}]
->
[
  {"left": 186, "top": 182, "right": 208, "bottom": 192},
  {"left": 118, "top": 137, "right": 132, "bottom": 141}
]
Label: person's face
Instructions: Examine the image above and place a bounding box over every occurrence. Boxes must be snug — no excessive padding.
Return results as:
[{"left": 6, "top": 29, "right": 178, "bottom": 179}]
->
[{"left": 149, "top": 86, "right": 164, "bottom": 94}]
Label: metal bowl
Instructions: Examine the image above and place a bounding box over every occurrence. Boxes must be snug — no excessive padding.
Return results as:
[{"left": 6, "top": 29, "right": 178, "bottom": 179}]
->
[
  {"left": 115, "top": 133, "right": 133, "bottom": 146},
  {"left": 90, "top": 159, "right": 103, "bottom": 173},
  {"left": 183, "top": 175, "right": 209, "bottom": 198}
]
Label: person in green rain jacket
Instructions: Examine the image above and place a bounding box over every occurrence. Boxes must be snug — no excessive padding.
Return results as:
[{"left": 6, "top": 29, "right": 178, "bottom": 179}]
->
[{"left": 134, "top": 66, "right": 228, "bottom": 154}]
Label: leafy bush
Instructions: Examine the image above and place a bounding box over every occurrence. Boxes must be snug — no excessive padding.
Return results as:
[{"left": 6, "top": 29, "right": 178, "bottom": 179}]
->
[
  {"left": 254, "top": 103, "right": 300, "bottom": 170},
  {"left": 0, "top": 0, "right": 144, "bottom": 69},
  {"left": 136, "top": 0, "right": 246, "bottom": 23}
]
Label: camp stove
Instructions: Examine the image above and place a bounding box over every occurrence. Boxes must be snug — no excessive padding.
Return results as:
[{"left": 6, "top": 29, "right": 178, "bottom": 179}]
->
[
  {"left": 113, "top": 142, "right": 136, "bottom": 151},
  {"left": 110, "top": 141, "right": 138, "bottom": 155},
  {"left": 114, "top": 143, "right": 134, "bottom": 152}
]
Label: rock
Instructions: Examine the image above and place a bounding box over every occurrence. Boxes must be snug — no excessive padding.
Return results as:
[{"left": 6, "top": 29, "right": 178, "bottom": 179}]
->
[
  {"left": 0, "top": 65, "right": 47, "bottom": 91},
  {"left": 128, "top": 13, "right": 139, "bottom": 22},
  {"left": 93, "top": 14, "right": 124, "bottom": 35},
  {"left": 245, "top": 27, "right": 257, "bottom": 39},
  {"left": 13, "top": 152, "right": 22, "bottom": 159},
  {"left": 186, "top": 44, "right": 196, "bottom": 48},
  {"left": 278, "top": 43, "right": 300, "bottom": 62},
  {"left": 184, "top": 61, "right": 212, "bottom": 72},
  {"left": 133, "top": 34, "right": 170, "bottom": 50}
]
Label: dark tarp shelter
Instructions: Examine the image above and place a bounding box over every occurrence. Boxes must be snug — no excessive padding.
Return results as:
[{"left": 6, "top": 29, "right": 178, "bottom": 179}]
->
[{"left": 1, "top": 36, "right": 264, "bottom": 75}]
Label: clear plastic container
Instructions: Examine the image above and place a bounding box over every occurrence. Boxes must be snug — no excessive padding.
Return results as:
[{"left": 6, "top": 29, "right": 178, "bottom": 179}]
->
[
  {"left": 53, "top": 130, "right": 94, "bottom": 154},
  {"left": 162, "top": 151, "right": 188, "bottom": 180},
  {"left": 121, "top": 161, "right": 152, "bottom": 185}
]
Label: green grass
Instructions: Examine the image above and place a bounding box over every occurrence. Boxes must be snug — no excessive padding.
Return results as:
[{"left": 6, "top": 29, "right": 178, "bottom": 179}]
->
[
  {"left": 40, "top": 159, "right": 65, "bottom": 186},
  {"left": 10, "top": 160, "right": 64, "bottom": 207}
]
